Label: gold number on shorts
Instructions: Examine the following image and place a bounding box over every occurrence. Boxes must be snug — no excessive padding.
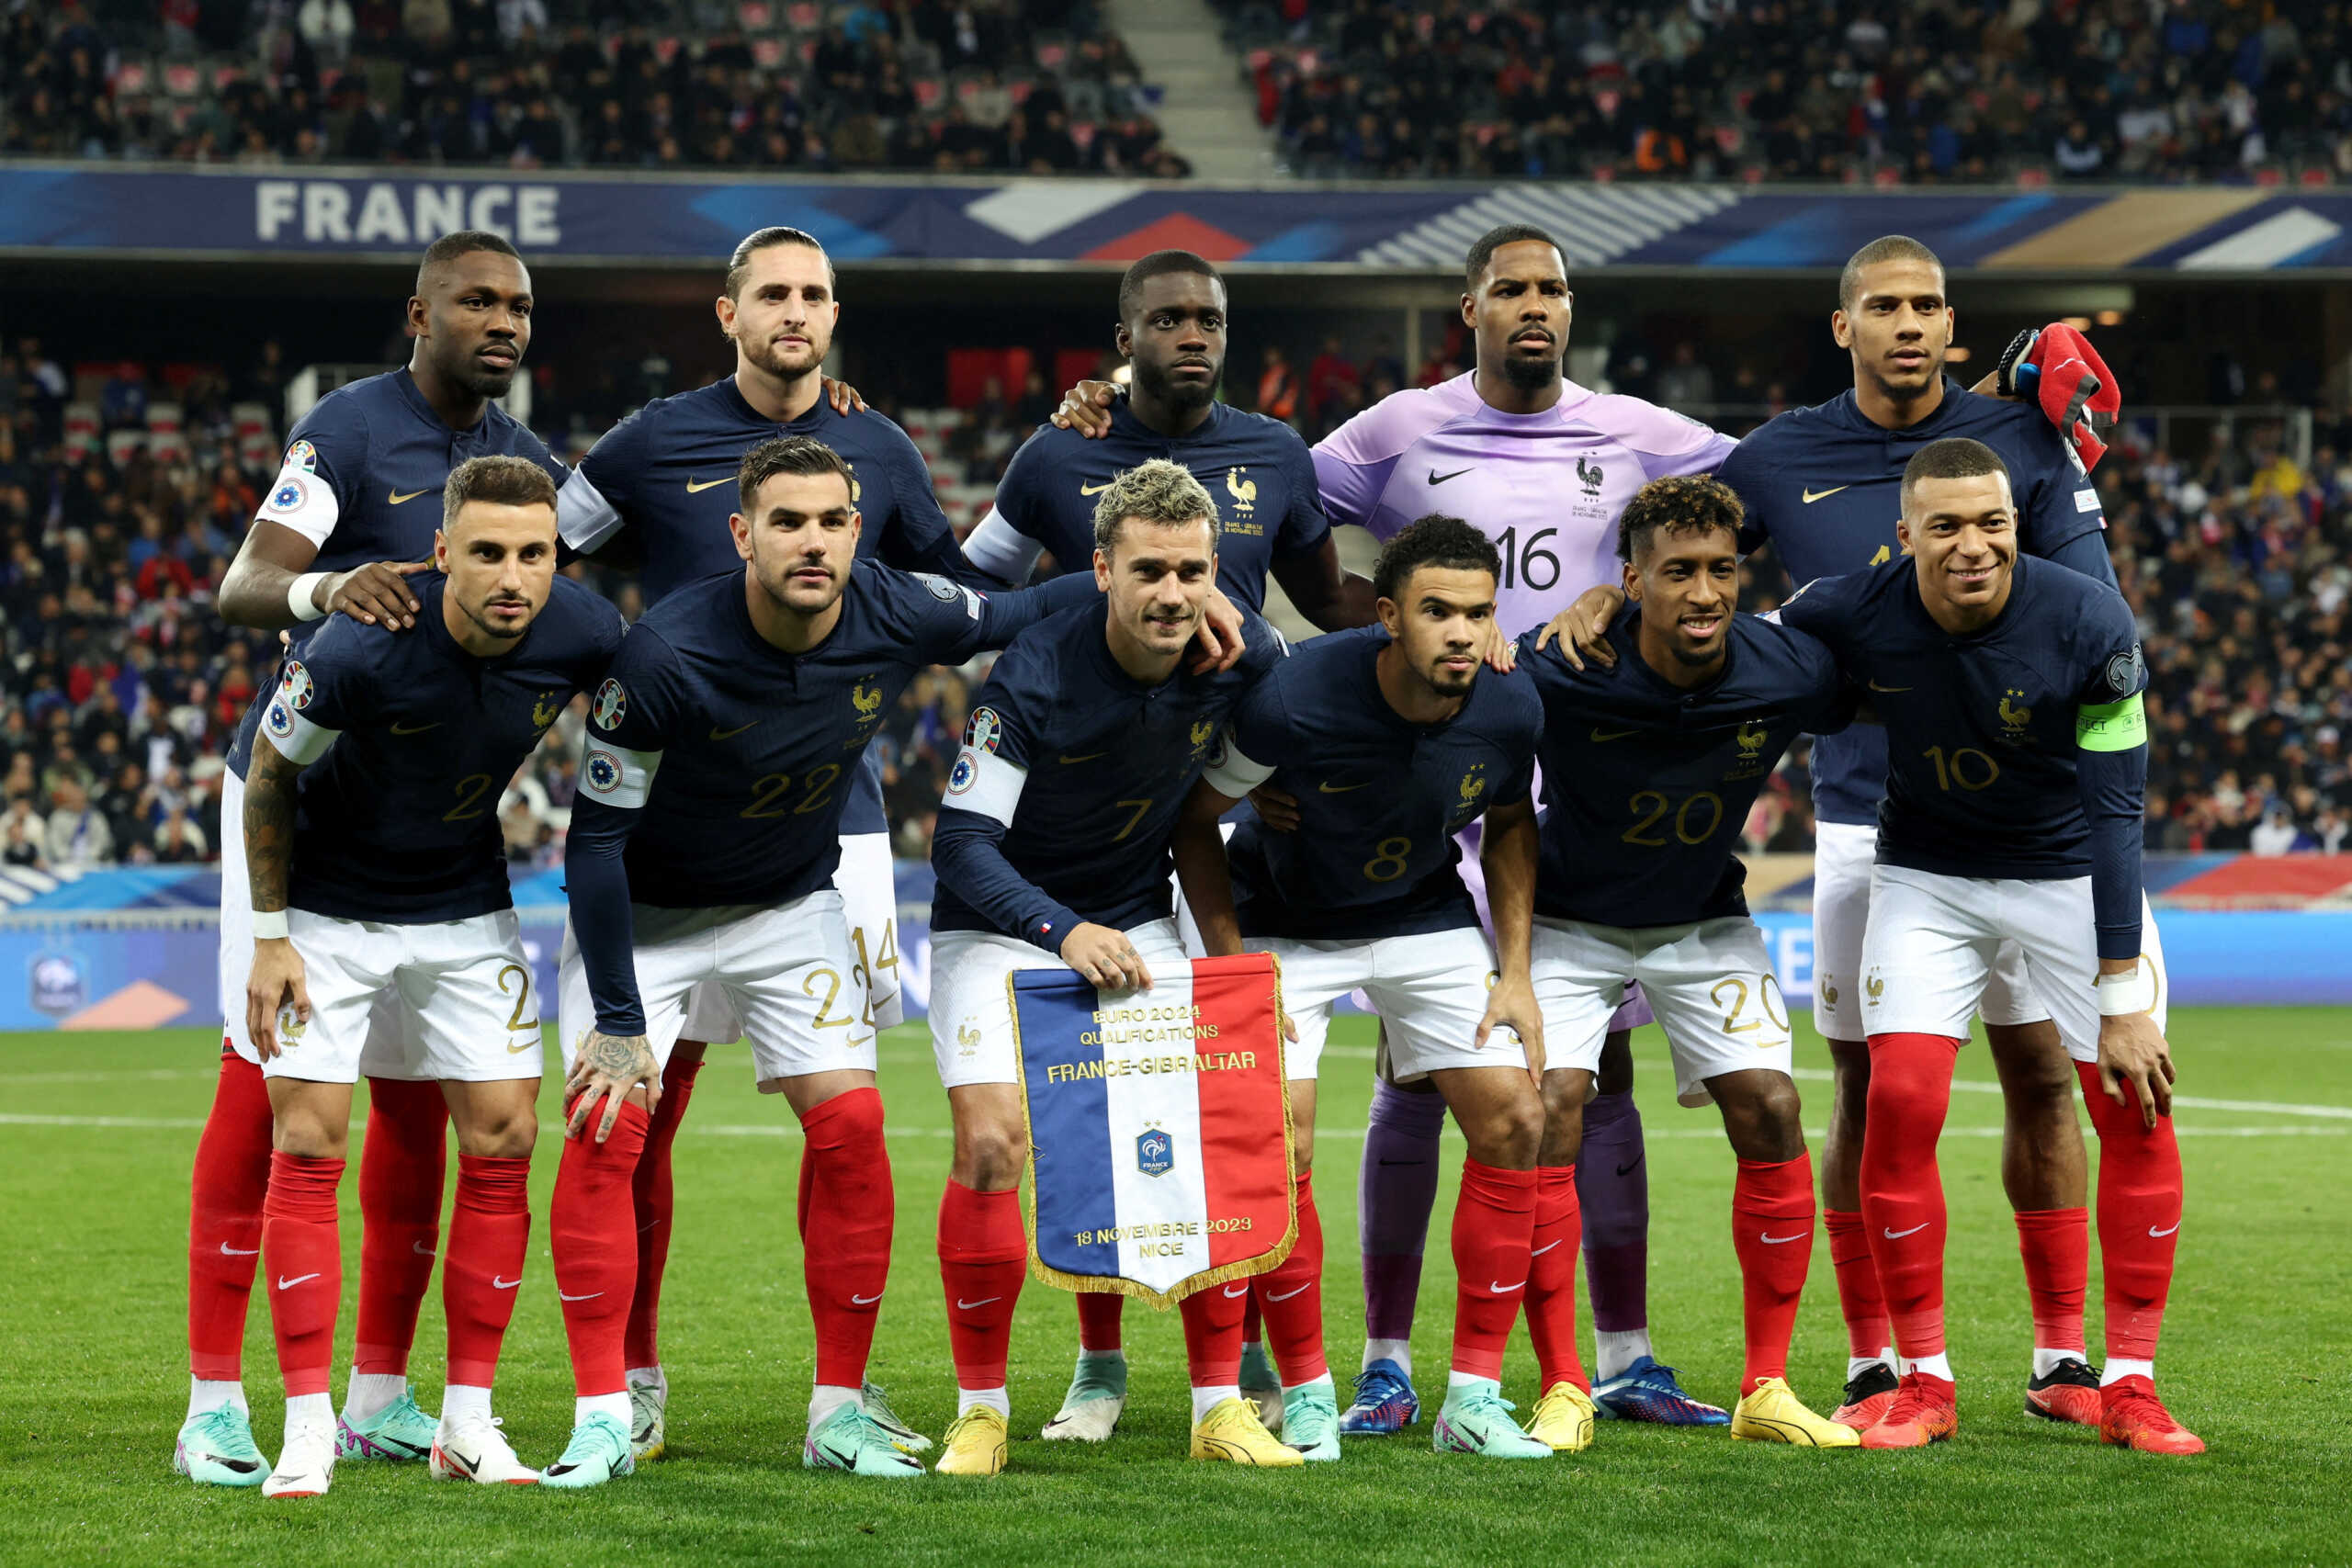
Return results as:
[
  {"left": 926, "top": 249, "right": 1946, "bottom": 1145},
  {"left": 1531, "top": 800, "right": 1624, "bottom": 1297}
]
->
[
  {"left": 743, "top": 772, "right": 795, "bottom": 818},
  {"left": 1363, "top": 835, "right": 1412, "bottom": 882},
  {"left": 444, "top": 773, "right": 496, "bottom": 821},
  {"left": 1624, "top": 789, "right": 1724, "bottom": 847},
  {"left": 496, "top": 963, "right": 533, "bottom": 1031},
  {"left": 1923, "top": 745, "right": 2000, "bottom": 792},
  {"left": 805, "top": 966, "right": 854, "bottom": 1030},
  {"left": 793, "top": 762, "right": 842, "bottom": 815},
  {"left": 852, "top": 919, "right": 900, "bottom": 978},
  {"left": 1111, "top": 797, "right": 1155, "bottom": 841},
  {"left": 1758, "top": 973, "right": 1790, "bottom": 1033},
  {"left": 1711, "top": 976, "right": 1760, "bottom": 1035}
]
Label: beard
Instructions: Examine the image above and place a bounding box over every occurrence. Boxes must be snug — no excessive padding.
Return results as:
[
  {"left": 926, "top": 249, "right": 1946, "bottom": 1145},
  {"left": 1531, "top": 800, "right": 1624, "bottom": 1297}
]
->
[
  {"left": 1132, "top": 355, "right": 1218, "bottom": 414},
  {"left": 459, "top": 596, "right": 533, "bottom": 642},
  {"left": 1497, "top": 348, "right": 1561, "bottom": 391},
  {"left": 741, "top": 331, "right": 826, "bottom": 381}
]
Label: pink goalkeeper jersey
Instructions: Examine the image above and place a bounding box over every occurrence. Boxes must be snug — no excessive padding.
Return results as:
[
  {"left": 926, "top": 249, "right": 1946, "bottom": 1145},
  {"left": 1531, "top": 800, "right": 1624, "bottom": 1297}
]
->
[{"left": 1312, "top": 372, "right": 1737, "bottom": 636}]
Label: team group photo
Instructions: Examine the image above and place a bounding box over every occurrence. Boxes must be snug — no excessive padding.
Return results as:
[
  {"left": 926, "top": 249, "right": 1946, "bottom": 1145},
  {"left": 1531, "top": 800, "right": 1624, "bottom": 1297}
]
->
[{"left": 5, "top": 1, "right": 2347, "bottom": 1562}]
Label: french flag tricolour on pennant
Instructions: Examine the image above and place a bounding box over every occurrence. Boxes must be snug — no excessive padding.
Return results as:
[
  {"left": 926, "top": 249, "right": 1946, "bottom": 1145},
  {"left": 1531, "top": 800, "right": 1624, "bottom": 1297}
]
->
[{"left": 1012, "top": 953, "right": 1296, "bottom": 1306}]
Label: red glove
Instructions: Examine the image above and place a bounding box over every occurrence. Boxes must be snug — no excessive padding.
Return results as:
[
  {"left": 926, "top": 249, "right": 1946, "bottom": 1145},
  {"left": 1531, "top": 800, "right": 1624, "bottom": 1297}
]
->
[{"left": 1995, "top": 323, "right": 2120, "bottom": 472}]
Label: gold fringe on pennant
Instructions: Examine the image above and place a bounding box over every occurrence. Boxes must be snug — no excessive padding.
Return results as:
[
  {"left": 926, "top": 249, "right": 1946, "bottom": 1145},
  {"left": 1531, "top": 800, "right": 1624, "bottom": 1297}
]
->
[{"left": 1011, "top": 952, "right": 1299, "bottom": 1309}]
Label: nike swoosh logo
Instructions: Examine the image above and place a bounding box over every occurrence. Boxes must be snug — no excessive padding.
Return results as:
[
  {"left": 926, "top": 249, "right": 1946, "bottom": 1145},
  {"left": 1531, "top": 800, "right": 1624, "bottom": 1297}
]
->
[
  {"left": 413, "top": 1241, "right": 436, "bottom": 1257},
  {"left": 684, "top": 477, "right": 732, "bottom": 493},
  {"left": 852, "top": 1292, "right": 883, "bottom": 1304},
  {"left": 1882, "top": 1223, "right": 1929, "bottom": 1240},
  {"left": 709, "top": 722, "right": 758, "bottom": 739},
  {"left": 1058, "top": 751, "right": 1107, "bottom": 764},
  {"left": 492, "top": 1276, "right": 522, "bottom": 1289},
  {"left": 506, "top": 1039, "right": 537, "bottom": 1054},
  {"left": 277, "top": 1273, "right": 320, "bottom": 1290},
  {"left": 1802, "top": 485, "right": 1849, "bottom": 503},
  {"left": 1866, "top": 680, "right": 1912, "bottom": 694},
  {"left": 390, "top": 721, "right": 440, "bottom": 735},
  {"left": 1428, "top": 467, "right": 1472, "bottom": 485},
  {"left": 1224, "top": 1284, "right": 1250, "bottom": 1298},
  {"left": 388, "top": 488, "right": 433, "bottom": 504},
  {"left": 560, "top": 1290, "right": 603, "bottom": 1301},
  {"left": 1317, "top": 780, "right": 1370, "bottom": 793},
  {"left": 1590, "top": 727, "right": 1640, "bottom": 743},
  {"left": 1266, "top": 1284, "right": 1311, "bottom": 1303},
  {"left": 1488, "top": 1279, "right": 1526, "bottom": 1293},
  {"left": 955, "top": 1297, "right": 1001, "bottom": 1310},
  {"left": 2149, "top": 1223, "right": 2180, "bottom": 1238},
  {"left": 1759, "top": 1233, "right": 1807, "bottom": 1245},
  {"left": 1615, "top": 1158, "right": 1643, "bottom": 1177},
  {"left": 1529, "top": 1239, "right": 1562, "bottom": 1257},
  {"left": 441, "top": 1447, "right": 480, "bottom": 1477},
  {"left": 220, "top": 1242, "right": 259, "bottom": 1257},
  {"left": 1080, "top": 480, "right": 1114, "bottom": 496}
]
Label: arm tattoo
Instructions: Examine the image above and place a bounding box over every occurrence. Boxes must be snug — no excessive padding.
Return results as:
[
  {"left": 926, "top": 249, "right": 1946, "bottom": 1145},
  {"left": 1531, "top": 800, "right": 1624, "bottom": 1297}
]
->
[{"left": 244, "top": 736, "right": 305, "bottom": 914}]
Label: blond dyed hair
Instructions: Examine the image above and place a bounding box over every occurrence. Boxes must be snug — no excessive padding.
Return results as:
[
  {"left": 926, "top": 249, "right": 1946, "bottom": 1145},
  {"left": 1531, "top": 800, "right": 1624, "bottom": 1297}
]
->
[{"left": 1090, "top": 458, "right": 1218, "bottom": 554}]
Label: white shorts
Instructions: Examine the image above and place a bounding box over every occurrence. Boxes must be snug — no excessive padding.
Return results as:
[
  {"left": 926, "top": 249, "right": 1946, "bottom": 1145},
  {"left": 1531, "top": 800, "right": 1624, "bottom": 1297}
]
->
[
  {"left": 558, "top": 889, "right": 876, "bottom": 1087},
  {"left": 929, "top": 917, "right": 1187, "bottom": 1089},
  {"left": 1253, "top": 926, "right": 1524, "bottom": 1083},
  {"left": 260, "top": 908, "right": 543, "bottom": 1084},
  {"left": 1859, "top": 865, "right": 2168, "bottom": 1064},
  {"left": 1813, "top": 819, "right": 2044, "bottom": 1041},
  {"left": 218, "top": 768, "right": 419, "bottom": 1078},
  {"left": 1532, "top": 915, "right": 1794, "bottom": 1108},
  {"left": 678, "top": 831, "right": 901, "bottom": 1043}
]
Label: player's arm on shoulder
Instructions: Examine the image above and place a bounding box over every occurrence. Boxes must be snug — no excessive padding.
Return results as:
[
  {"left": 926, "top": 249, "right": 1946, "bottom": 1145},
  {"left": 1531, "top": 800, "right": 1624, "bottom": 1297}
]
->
[
  {"left": 220, "top": 418, "right": 427, "bottom": 632},
  {"left": 949, "top": 562, "right": 1101, "bottom": 660},
  {"left": 1476, "top": 795, "right": 1545, "bottom": 1081}
]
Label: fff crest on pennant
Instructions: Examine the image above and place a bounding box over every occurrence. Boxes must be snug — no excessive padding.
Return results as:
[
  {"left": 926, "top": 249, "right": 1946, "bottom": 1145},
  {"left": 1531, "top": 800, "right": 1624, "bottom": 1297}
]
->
[{"left": 1135, "top": 1126, "right": 1175, "bottom": 1179}]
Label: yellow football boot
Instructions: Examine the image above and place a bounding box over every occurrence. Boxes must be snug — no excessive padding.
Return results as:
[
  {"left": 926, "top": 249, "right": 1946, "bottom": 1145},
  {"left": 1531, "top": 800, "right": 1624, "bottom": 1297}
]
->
[
  {"left": 1527, "top": 1380, "right": 1598, "bottom": 1452},
  {"left": 1190, "top": 1396, "right": 1305, "bottom": 1467},
  {"left": 1731, "top": 1378, "right": 1862, "bottom": 1448},
  {"left": 934, "top": 1406, "right": 1009, "bottom": 1475}
]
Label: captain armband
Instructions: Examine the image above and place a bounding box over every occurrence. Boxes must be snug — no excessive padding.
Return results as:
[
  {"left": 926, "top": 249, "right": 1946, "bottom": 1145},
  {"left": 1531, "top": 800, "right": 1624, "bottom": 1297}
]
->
[{"left": 2075, "top": 694, "right": 2145, "bottom": 752}]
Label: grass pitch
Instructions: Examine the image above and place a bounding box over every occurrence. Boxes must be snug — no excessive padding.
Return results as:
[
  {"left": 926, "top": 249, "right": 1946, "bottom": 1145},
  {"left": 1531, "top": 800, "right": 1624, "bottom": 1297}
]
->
[{"left": 4, "top": 1006, "right": 2346, "bottom": 1567}]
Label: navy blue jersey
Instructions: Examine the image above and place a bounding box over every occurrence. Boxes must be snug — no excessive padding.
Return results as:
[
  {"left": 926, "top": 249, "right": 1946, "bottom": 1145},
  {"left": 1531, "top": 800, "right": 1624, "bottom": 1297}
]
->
[
  {"left": 1776, "top": 556, "right": 2146, "bottom": 880},
  {"left": 930, "top": 605, "right": 1287, "bottom": 948},
  {"left": 230, "top": 369, "right": 566, "bottom": 781},
  {"left": 1717, "top": 378, "right": 2114, "bottom": 825},
  {"left": 1522, "top": 608, "right": 1854, "bottom": 928},
  {"left": 252, "top": 573, "right": 621, "bottom": 922},
  {"left": 971, "top": 400, "right": 1329, "bottom": 613},
  {"left": 1208, "top": 626, "right": 1541, "bottom": 940},
  {"left": 256, "top": 368, "right": 564, "bottom": 589},
  {"left": 557, "top": 378, "right": 980, "bottom": 836}
]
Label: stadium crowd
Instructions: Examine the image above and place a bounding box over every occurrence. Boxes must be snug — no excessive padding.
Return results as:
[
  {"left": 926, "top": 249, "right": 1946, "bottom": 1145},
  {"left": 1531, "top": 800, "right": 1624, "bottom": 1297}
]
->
[
  {"left": 1, "top": 0, "right": 1192, "bottom": 176},
  {"left": 3, "top": 333, "right": 2347, "bottom": 874},
  {"left": 1235, "top": 0, "right": 2352, "bottom": 185}
]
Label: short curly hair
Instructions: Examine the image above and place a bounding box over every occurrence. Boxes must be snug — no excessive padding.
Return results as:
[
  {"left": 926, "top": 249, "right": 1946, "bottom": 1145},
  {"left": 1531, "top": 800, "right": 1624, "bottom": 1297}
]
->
[
  {"left": 1616, "top": 475, "right": 1745, "bottom": 564},
  {"left": 1091, "top": 458, "right": 1218, "bottom": 553}
]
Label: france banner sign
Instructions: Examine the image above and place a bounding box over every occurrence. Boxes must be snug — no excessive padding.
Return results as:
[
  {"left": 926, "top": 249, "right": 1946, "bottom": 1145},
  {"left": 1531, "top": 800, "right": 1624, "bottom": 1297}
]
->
[{"left": 1012, "top": 953, "right": 1296, "bottom": 1306}]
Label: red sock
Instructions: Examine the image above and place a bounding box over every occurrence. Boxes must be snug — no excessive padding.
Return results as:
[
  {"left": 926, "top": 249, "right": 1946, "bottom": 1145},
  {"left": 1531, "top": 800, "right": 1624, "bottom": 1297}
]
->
[
  {"left": 353, "top": 1077, "right": 447, "bottom": 1377},
  {"left": 262, "top": 1151, "right": 345, "bottom": 1398},
  {"left": 1252, "top": 1172, "right": 1325, "bottom": 1384},
  {"left": 1450, "top": 1158, "right": 1537, "bottom": 1380},
  {"left": 550, "top": 1101, "right": 651, "bottom": 1397},
  {"left": 938, "top": 1180, "right": 1024, "bottom": 1390},
  {"left": 188, "top": 1048, "right": 273, "bottom": 1382},
  {"left": 1526, "top": 1165, "right": 1587, "bottom": 1391},
  {"left": 442, "top": 1154, "right": 530, "bottom": 1390},
  {"left": 2013, "top": 1207, "right": 2089, "bottom": 1356},
  {"left": 2075, "top": 1062, "right": 2183, "bottom": 1362},
  {"left": 798, "top": 1088, "right": 893, "bottom": 1388},
  {"left": 1733, "top": 1152, "right": 1816, "bottom": 1394},
  {"left": 1076, "top": 1292, "right": 1125, "bottom": 1352},
  {"left": 625, "top": 1055, "right": 700, "bottom": 1371},
  {"left": 1859, "top": 1033, "right": 1960, "bottom": 1359},
  {"left": 1180, "top": 1280, "right": 1246, "bottom": 1389},
  {"left": 1822, "top": 1208, "right": 1891, "bottom": 1358},
  {"left": 1242, "top": 1292, "right": 1262, "bottom": 1348}
]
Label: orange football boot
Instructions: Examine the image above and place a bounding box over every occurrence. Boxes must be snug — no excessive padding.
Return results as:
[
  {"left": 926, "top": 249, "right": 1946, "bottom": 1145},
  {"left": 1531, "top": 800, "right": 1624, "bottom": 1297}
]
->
[
  {"left": 2099, "top": 1376, "right": 2205, "bottom": 1455},
  {"left": 1860, "top": 1371, "right": 1958, "bottom": 1450}
]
